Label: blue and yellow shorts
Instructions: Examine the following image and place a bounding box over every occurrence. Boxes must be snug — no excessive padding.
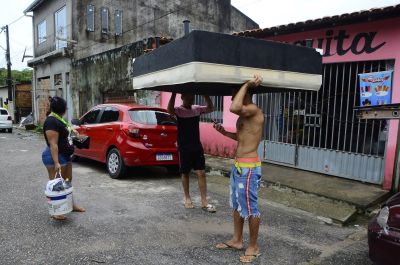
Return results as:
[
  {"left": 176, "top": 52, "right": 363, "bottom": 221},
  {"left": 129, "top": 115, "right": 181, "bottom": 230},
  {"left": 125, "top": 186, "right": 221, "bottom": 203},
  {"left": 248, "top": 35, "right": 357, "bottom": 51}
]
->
[{"left": 230, "top": 157, "right": 262, "bottom": 219}]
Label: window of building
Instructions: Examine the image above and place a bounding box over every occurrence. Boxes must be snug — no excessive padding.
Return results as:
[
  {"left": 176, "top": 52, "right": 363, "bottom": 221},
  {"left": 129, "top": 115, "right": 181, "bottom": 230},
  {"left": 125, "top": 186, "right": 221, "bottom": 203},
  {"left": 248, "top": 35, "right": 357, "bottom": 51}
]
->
[
  {"left": 37, "top": 20, "right": 46, "bottom": 44},
  {"left": 86, "top": 4, "right": 94, "bottom": 32},
  {"left": 194, "top": 95, "right": 224, "bottom": 123},
  {"left": 115, "top": 10, "right": 123, "bottom": 36},
  {"left": 55, "top": 6, "right": 67, "bottom": 49},
  {"left": 101, "top": 7, "right": 109, "bottom": 34}
]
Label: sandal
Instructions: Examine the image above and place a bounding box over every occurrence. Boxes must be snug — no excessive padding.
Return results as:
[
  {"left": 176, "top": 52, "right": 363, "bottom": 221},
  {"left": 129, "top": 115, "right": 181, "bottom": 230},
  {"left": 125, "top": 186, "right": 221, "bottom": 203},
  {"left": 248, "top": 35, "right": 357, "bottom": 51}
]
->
[
  {"left": 202, "top": 204, "right": 216, "bottom": 213},
  {"left": 239, "top": 253, "right": 261, "bottom": 263},
  {"left": 216, "top": 242, "right": 243, "bottom": 250}
]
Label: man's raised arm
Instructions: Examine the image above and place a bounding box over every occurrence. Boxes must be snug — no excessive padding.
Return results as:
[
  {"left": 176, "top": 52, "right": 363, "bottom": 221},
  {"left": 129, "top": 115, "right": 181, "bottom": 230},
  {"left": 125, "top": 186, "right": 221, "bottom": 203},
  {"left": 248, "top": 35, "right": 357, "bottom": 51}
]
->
[
  {"left": 167, "top": 92, "right": 176, "bottom": 115},
  {"left": 203, "top": 95, "right": 214, "bottom": 113},
  {"left": 229, "top": 75, "right": 262, "bottom": 117}
]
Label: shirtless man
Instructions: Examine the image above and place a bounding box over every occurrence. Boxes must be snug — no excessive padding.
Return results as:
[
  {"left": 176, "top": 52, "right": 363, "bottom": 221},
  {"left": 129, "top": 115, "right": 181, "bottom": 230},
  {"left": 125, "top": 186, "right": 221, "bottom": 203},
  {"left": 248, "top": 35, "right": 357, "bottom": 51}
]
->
[{"left": 214, "top": 75, "right": 264, "bottom": 263}]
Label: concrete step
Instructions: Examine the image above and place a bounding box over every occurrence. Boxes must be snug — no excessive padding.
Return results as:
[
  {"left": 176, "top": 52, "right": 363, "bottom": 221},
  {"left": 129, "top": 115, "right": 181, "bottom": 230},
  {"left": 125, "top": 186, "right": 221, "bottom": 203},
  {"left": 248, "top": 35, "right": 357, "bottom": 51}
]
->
[
  {"left": 206, "top": 173, "right": 357, "bottom": 225},
  {"left": 205, "top": 155, "right": 390, "bottom": 213}
]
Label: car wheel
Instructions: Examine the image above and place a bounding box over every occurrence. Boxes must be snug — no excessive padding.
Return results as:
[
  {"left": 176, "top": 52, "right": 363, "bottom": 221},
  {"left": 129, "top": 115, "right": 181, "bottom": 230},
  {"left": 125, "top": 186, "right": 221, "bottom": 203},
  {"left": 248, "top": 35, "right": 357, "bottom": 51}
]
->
[
  {"left": 107, "top": 148, "right": 126, "bottom": 179},
  {"left": 7, "top": 128, "right": 12, "bottom": 133}
]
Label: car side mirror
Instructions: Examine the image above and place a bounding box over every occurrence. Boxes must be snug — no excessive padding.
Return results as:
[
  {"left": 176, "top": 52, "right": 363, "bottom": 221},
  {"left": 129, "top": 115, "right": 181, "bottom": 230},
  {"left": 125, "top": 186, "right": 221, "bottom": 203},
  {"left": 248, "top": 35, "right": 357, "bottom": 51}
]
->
[{"left": 71, "top": 118, "right": 81, "bottom": 126}]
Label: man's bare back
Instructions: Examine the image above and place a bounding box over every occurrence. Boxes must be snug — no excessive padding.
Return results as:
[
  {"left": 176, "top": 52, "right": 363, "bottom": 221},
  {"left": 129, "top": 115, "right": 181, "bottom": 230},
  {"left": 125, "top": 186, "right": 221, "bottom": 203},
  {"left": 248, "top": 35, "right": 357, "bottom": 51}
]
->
[{"left": 236, "top": 106, "right": 264, "bottom": 158}]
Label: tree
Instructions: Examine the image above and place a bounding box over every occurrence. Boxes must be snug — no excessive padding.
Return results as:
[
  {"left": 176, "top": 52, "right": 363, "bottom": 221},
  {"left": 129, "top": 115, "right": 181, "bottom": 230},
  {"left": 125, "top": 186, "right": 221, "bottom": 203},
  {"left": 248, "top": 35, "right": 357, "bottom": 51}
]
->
[{"left": 0, "top": 68, "right": 32, "bottom": 85}]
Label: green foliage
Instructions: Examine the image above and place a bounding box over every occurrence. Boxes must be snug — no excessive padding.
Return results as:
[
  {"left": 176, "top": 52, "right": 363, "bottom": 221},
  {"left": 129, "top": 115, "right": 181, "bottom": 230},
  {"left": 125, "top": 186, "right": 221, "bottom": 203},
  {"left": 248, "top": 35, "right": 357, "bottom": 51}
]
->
[
  {"left": 0, "top": 68, "right": 32, "bottom": 85},
  {"left": 33, "top": 124, "right": 42, "bottom": 133}
]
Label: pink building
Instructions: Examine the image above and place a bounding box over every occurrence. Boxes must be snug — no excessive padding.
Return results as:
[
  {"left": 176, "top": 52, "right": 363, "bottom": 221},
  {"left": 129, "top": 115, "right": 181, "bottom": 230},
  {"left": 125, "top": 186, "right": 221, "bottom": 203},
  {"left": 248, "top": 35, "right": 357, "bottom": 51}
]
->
[{"left": 160, "top": 5, "right": 400, "bottom": 190}]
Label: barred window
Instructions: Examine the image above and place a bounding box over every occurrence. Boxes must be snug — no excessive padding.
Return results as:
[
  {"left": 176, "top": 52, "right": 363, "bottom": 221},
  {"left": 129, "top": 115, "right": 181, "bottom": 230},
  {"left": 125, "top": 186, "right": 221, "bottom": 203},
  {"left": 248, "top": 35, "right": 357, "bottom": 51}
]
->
[
  {"left": 115, "top": 10, "right": 123, "bottom": 36},
  {"left": 86, "top": 4, "right": 94, "bottom": 32},
  {"left": 194, "top": 95, "right": 223, "bottom": 123},
  {"left": 101, "top": 7, "right": 109, "bottom": 34}
]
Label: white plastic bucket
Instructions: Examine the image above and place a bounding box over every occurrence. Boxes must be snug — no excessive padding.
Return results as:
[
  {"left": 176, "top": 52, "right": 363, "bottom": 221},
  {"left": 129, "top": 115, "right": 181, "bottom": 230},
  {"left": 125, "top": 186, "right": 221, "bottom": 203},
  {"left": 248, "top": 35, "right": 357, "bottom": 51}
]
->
[{"left": 45, "top": 187, "right": 73, "bottom": 216}]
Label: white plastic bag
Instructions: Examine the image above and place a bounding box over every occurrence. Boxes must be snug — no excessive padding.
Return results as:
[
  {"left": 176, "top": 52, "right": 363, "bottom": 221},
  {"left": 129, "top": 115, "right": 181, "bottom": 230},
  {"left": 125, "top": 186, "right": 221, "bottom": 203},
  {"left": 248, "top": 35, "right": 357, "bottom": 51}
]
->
[{"left": 45, "top": 172, "right": 66, "bottom": 192}]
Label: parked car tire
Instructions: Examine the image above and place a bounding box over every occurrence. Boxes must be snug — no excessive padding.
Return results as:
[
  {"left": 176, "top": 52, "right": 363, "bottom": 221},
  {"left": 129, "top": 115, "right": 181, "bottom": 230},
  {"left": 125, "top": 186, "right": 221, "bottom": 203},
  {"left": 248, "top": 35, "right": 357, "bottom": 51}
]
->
[
  {"left": 7, "top": 128, "right": 12, "bottom": 133},
  {"left": 107, "top": 148, "right": 126, "bottom": 179}
]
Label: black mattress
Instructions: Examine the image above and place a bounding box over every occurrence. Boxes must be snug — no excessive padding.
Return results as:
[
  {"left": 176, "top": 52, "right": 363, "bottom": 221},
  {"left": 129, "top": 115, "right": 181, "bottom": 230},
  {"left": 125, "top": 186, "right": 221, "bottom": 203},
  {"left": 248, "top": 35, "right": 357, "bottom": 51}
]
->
[{"left": 131, "top": 30, "right": 322, "bottom": 95}]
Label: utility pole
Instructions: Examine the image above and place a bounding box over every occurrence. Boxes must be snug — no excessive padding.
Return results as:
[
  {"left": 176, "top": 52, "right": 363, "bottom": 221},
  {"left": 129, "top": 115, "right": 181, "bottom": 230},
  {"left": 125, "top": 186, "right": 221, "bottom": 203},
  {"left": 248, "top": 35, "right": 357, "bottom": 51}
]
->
[{"left": 2, "top": 25, "right": 12, "bottom": 101}]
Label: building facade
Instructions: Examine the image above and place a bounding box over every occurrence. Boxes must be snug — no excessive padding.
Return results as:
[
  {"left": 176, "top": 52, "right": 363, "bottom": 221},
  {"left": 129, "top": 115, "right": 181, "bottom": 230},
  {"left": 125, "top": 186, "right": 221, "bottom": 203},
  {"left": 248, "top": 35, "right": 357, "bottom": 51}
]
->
[
  {"left": 24, "top": 0, "right": 258, "bottom": 124},
  {"left": 159, "top": 5, "right": 400, "bottom": 190}
]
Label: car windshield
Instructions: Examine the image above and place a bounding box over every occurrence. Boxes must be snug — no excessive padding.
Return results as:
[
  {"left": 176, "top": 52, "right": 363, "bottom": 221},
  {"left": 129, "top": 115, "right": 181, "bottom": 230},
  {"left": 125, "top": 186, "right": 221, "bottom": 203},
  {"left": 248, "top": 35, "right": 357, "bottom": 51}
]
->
[
  {"left": 0, "top": 109, "right": 8, "bottom": 115},
  {"left": 129, "top": 109, "right": 176, "bottom": 126}
]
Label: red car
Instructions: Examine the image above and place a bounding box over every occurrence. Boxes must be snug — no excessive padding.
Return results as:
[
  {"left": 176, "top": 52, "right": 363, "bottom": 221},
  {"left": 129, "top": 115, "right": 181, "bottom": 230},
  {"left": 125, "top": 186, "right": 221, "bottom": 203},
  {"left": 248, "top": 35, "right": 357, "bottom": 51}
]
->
[
  {"left": 71, "top": 104, "right": 179, "bottom": 178},
  {"left": 368, "top": 191, "right": 400, "bottom": 265}
]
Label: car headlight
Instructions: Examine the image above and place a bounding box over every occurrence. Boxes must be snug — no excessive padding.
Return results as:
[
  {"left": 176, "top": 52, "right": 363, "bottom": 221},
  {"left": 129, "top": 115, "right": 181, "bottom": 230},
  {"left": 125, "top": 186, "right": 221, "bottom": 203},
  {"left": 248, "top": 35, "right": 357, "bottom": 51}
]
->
[{"left": 377, "top": 206, "right": 389, "bottom": 233}]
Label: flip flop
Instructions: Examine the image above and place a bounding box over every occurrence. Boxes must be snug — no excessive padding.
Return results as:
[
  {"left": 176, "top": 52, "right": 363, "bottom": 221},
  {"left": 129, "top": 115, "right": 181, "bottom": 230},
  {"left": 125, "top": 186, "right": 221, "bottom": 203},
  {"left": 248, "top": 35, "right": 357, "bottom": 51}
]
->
[
  {"left": 239, "top": 253, "right": 261, "bottom": 263},
  {"left": 51, "top": 215, "right": 67, "bottom": 221},
  {"left": 72, "top": 206, "right": 86, "bottom": 212},
  {"left": 216, "top": 242, "right": 243, "bottom": 250},
  {"left": 202, "top": 204, "right": 216, "bottom": 213}
]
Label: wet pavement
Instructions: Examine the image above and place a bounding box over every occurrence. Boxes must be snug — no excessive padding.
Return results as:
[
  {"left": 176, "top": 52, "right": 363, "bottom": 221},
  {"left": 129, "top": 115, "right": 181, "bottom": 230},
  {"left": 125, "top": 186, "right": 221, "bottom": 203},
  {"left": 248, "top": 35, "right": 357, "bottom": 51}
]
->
[{"left": 0, "top": 129, "right": 373, "bottom": 264}]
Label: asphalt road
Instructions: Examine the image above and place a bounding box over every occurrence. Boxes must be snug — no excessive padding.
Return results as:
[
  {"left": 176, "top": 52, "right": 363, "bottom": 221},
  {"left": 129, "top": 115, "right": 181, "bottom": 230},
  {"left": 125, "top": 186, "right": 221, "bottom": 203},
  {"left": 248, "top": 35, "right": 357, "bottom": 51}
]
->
[{"left": 0, "top": 129, "right": 373, "bottom": 265}]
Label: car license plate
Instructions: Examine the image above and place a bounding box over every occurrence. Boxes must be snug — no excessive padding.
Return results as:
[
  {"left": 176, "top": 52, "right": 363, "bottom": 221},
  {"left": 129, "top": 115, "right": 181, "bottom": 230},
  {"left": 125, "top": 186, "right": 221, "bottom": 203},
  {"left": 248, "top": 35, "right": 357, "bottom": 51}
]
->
[{"left": 156, "top": 154, "right": 173, "bottom": 161}]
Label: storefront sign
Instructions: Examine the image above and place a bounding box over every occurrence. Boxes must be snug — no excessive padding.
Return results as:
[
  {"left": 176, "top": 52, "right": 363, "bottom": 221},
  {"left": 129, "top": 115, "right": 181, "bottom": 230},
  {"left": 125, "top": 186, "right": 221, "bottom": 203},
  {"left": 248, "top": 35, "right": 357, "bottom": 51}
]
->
[
  {"left": 359, "top": 71, "right": 393, "bottom": 106},
  {"left": 293, "top": 29, "right": 386, "bottom": 57}
]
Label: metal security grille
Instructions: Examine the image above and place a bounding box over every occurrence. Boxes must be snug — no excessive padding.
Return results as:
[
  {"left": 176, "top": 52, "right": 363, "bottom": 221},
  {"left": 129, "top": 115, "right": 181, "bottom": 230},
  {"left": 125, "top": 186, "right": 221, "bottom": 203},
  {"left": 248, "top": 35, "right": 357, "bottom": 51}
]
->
[
  {"left": 194, "top": 95, "right": 223, "bottom": 123},
  {"left": 256, "top": 59, "right": 394, "bottom": 183}
]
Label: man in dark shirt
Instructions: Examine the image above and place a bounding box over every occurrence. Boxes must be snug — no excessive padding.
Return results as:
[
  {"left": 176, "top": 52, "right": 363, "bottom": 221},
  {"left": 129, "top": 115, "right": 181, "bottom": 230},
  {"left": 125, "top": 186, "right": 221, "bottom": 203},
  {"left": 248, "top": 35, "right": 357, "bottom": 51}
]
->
[{"left": 168, "top": 93, "right": 216, "bottom": 212}]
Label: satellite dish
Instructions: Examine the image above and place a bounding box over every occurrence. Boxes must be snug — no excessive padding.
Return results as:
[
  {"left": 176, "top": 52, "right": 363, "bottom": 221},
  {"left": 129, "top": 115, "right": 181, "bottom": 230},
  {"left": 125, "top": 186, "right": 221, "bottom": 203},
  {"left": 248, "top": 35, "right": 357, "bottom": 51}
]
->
[{"left": 22, "top": 47, "right": 33, "bottom": 62}]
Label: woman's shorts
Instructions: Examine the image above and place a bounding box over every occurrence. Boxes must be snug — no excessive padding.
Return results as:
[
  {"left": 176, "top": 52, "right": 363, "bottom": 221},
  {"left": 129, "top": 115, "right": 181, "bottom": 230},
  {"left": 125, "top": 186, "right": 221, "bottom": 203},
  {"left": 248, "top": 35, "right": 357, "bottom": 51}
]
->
[{"left": 42, "top": 147, "right": 71, "bottom": 167}]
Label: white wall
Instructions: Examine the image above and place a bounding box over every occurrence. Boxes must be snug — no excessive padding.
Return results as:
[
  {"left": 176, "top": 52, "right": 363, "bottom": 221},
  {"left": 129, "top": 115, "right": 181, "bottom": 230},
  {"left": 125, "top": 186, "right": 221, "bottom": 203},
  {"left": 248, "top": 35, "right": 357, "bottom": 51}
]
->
[{"left": 0, "top": 87, "right": 8, "bottom": 107}]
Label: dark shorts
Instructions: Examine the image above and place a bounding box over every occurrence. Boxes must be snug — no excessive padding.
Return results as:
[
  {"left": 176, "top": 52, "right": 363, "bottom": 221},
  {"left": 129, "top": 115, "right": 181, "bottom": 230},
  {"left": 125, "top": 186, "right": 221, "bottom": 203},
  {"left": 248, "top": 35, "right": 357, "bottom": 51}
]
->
[
  {"left": 178, "top": 148, "right": 205, "bottom": 174},
  {"left": 42, "top": 147, "right": 71, "bottom": 167}
]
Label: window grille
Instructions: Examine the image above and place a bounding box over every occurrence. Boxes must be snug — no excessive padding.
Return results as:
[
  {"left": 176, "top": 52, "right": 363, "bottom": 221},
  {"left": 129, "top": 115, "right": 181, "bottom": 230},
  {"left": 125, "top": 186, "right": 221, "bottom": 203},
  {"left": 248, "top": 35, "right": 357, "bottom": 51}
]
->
[
  {"left": 86, "top": 4, "right": 94, "bottom": 32},
  {"left": 101, "top": 7, "right": 109, "bottom": 34},
  {"left": 115, "top": 10, "right": 123, "bottom": 36},
  {"left": 194, "top": 95, "right": 224, "bottom": 123}
]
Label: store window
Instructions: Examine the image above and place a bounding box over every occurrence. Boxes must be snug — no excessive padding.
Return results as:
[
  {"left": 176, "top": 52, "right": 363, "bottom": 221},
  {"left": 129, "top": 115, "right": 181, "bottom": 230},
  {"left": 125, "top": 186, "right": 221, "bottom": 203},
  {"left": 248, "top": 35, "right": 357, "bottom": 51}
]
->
[
  {"left": 55, "top": 6, "right": 67, "bottom": 49},
  {"left": 86, "top": 4, "right": 95, "bottom": 32},
  {"left": 37, "top": 20, "right": 46, "bottom": 44}
]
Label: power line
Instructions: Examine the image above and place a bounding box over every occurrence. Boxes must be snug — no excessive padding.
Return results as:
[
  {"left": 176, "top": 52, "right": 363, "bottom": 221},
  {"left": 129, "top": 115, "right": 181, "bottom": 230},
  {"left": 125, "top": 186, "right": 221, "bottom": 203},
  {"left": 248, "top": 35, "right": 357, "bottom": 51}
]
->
[{"left": 6, "top": 15, "right": 26, "bottom": 27}]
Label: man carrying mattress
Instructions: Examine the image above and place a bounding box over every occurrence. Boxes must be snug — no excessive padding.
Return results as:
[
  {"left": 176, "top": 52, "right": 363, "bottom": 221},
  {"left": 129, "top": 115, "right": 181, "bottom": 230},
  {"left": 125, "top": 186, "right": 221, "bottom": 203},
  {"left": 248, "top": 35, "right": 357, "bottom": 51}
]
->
[
  {"left": 213, "top": 75, "right": 264, "bottom": 263},
  {"left": 167, "top": 93, "right": 216, "bottom": 213}
]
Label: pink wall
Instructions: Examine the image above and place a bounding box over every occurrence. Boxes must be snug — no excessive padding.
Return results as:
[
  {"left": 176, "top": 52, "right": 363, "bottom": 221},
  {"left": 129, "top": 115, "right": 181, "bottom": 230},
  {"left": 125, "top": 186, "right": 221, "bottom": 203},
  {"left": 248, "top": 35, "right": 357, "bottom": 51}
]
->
[{"left": 160, "top": 17, "right": 400, "bottom": 189}]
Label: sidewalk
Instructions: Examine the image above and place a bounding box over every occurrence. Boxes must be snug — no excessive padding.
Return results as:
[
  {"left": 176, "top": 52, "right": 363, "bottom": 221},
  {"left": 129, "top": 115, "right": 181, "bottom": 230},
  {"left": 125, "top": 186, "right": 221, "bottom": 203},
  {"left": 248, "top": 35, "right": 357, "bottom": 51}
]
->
[{"left": 205, "top": 155, "right": 391, "bottom": 225}]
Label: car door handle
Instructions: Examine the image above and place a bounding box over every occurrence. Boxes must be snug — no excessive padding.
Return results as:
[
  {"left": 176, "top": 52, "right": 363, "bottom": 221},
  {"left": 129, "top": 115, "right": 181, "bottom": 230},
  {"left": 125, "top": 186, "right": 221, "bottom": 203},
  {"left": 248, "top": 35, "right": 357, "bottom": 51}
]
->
[
  {"left": 85, "top": 127, "right": 91, "bottom": 131},
  {"left": 106, "top": 128, "right": 113, "bottom": 131}
]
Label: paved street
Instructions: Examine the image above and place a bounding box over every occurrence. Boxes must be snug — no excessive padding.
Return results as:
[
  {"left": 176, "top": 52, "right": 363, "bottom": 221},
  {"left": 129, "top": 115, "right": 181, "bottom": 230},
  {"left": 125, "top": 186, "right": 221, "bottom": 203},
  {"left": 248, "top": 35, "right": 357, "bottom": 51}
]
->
[{"left": 0, "top": 129, "right": 373, "bottom": 265}]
